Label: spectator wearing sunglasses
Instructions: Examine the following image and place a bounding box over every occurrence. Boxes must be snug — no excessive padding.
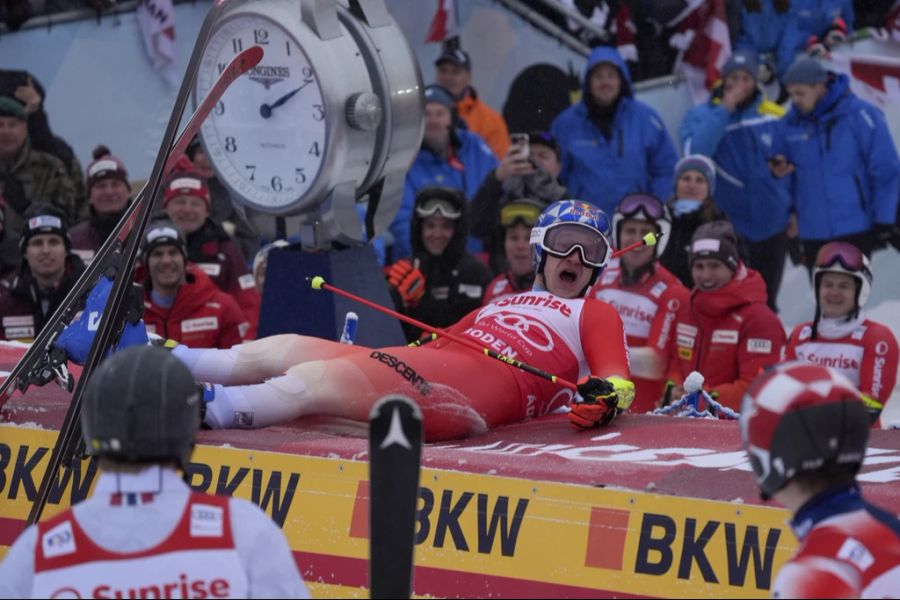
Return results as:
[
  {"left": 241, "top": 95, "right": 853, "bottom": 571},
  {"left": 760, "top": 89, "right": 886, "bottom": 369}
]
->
[
  {"left": 470, "top": 131, "right": 567, "bottom": 274},
  {"left": 665, "top": 220, "right": 784, "bottom": 410},
  {"left": 482, "top": 200, "right": 542, "bottom": 304},
  {"left": 785, "top": 242, "right": 897, "bottom": 424},
  {"left": 386, "top": 187, "right": 492, "bottom": 342},
  {"left": 589, "top": 194, "right": 689, "bottom": 411}
]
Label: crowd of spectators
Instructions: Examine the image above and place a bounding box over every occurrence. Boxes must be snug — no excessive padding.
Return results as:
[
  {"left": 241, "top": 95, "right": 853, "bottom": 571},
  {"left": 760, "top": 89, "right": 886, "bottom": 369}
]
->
[{"left": 1, "top": 0, "right": 899, "bottom": 414}]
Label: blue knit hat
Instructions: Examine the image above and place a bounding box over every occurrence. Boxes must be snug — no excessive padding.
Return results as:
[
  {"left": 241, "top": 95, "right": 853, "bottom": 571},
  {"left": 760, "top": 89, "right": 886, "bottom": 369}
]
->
[
  {"left": 783, "top": 58, "right": 829, "bottom": 85},
  {"left": 722, "top": 50, "right": 760, "bottom": 81},
  {"left": 675, "top": 154, "right": 717, "bottom": 197}
]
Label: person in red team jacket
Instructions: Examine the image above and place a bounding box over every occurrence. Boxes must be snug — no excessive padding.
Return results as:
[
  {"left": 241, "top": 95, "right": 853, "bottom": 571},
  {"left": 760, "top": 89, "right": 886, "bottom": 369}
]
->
[
  {"left": 741, "top": 363, "right": 900, "bottom": 598},
  {"left": 170, "top": 200, "right": 634, "bottom": 440},
  {"left": 140, "top": 218, "right": 248, "bottom": 349},
  {"left": 667, "top": 220, "right": 784, "bottom": 410},
  {"left": 785, "top": 241, "right": 898, "bottom": 423},
  {"left": 590, "top": 194, "right": 689, "bottom": 411}
]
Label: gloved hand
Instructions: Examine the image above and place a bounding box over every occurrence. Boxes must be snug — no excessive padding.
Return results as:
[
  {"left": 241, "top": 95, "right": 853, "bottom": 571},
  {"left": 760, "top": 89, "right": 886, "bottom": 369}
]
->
[
  {"left": 805, "top": 35, "right": 829, "bottom": 58},
  {"left": 387, "top": 259, "right": 426, "bottom": 307},
  {"left": 568, "top": 376, "right": 618, "bottom": 429}
]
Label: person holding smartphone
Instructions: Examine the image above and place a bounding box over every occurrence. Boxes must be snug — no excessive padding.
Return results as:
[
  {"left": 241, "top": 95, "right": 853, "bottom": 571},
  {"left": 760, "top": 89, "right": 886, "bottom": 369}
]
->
[{"left": 469, "top": 131, "right": 567, "bottom": 273}]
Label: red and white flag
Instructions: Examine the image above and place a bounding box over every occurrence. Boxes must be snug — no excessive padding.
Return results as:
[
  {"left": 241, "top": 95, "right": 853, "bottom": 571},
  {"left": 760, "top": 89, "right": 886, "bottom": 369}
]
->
[
  {"left": 829, "top": 53, "right": 900, "bottom": 109},
  {"left": 425, "top": 0, "right": 459, "bottom": 44},
  {"left": 672, "top": 0, "right": 732, "bottom": 104},
  {"left": 136, "top": 0, "right": 176, "bottom": 81}
]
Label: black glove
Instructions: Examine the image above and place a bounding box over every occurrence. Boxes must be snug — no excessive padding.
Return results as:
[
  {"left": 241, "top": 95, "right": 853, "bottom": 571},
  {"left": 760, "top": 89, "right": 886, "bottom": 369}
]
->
[{"left": 569, "top": 377, "right": 618, "bottom": 429}]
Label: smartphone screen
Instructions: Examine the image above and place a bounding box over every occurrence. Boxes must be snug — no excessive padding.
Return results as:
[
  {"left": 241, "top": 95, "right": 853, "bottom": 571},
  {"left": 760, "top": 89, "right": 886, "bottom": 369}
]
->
[{"left": 510, "top": 133, "right": 529, "bottom": 159}]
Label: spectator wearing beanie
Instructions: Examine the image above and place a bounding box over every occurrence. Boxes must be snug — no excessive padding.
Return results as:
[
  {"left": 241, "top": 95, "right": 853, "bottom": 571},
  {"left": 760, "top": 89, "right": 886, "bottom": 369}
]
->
[
  {"left": 680, "top": 49, "right": 791, "bottom": 312},
  {"left": 551, "top": 46, "right": 677, "bottom": 214},
  {"left": 770, "top": 57, "right": 900, "bottom": 265},
  {"left": 664, "top": 220, "right": 784, "bottom": 410},
  {"left": 0, "top": 95, "right": 78, "bottom": 237},
  {"left": 469, "top": 130, "right": 567, "bottom": 274},
  {"left": 660, "top": 155, "right": 748, "bottom": 289},
  {"left": 69, "top": 145, "right": 132, "bottom": 265},
  {"left": 140, "top": 218, "right": 248, "bottom": 349},
  {"left": 383, "top": 84, "right": 497, "bottom": 264},
  {"left": 185, "top": 136, "right": 260, "bottom": 261},
  {"left": 162, "top": 170, "right": 261, "bottom": 337},
  {"left": 435, "top": 46, "right": 510, "bottom": 159},
  {"left": 0, "top": 203, "right": 85, "bottom": 341}
]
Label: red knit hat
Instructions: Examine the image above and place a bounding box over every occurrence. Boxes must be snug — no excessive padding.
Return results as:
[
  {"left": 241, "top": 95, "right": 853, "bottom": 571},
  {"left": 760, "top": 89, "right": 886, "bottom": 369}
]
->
[{"left": 163, "top": 172, "right": 210, "bottom": 210}]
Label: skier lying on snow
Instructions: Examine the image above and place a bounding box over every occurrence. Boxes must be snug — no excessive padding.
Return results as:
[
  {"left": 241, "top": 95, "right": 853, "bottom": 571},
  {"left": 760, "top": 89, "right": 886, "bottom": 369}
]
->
[{"left": 57, "top": 200, "right": 635, "bottom": 441}]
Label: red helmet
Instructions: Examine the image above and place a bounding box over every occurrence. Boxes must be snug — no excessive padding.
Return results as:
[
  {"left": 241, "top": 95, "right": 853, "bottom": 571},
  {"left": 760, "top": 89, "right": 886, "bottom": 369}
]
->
[{"left": 740, "top": 362, "right": 870, "bottom": 499}]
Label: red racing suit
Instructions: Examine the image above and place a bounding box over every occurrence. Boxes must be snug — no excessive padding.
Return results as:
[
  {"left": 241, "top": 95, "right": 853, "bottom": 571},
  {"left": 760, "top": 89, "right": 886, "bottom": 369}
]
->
[
  {"left": 482, "top": 272, "right": 533, "bottom": 305},
  {"left": 786, "top": 316, "right": 898, "bottom": 410},
  {"left": 772, "top": 484, "right": 900, "bottom": 598},
  {"left": 143, "top": 265, "right": 248, "bottom": 349},
  {"left": 590, "top": 260, "right": 689, "bottom": 411},
  {"left": 668, "top": 265, "right": 785, "bottom": 410}
]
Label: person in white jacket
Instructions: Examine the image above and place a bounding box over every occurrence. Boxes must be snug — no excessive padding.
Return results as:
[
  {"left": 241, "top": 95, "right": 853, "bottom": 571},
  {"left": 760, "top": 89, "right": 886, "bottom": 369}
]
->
[{"left": 0, "top": 345, "right": 308, "bottom": 599}]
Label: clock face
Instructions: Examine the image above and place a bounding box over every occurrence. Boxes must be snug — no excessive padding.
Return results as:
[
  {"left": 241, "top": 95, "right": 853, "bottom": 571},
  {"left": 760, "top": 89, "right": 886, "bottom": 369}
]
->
[{"left": 196, "top": 14, "right": 328, "bottom": 211}]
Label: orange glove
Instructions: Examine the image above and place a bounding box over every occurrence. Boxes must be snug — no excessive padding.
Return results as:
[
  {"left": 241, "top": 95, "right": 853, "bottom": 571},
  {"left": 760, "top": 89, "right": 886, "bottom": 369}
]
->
[
  {"left": 568, "top": 376, "right": 618, "bottom": 430},
  {"left": 387, "top": 259, "right": 426, "bottom": 306}
]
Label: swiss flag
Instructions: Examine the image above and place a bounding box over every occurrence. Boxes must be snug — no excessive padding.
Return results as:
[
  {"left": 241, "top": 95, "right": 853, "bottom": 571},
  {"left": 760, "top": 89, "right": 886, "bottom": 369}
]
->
[
  {"left": 672, "top": 0, "right": 732, "bottom": 104},
  {"left": 425, "top": 0, "right": 459, "bottom": 44}
]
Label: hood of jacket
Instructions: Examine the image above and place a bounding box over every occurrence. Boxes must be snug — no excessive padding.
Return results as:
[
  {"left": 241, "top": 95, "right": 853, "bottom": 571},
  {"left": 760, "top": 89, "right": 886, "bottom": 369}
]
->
[
  {"left": 410, "top": 187, "right": 470, "bottom": 268},
  {"left": 791, "top": 73, "right": 854, "bottom": 123},
  {"left": 582, "top": 46, "right": 633, "bottom": 99}
]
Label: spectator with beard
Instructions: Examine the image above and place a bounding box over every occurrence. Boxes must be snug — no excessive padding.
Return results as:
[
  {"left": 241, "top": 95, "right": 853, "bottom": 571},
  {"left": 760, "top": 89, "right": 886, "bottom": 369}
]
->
[
  {"left": 435, "top": 46, "right": 510, "bottom": 159},
  {"left": 0, "top": 204, "right": 84, "bottom": 341},
  {"left": 551, "top": 46, "right": 677, "bottom": 215},
  {"left": 161, "top": 171, "right": 261, "bottom": 337},
  {"left": 384, "top": 85, "right": 497, "bottom": 263},
  {"left": 680, "top": 50, "right": 790, "bottom": 311},
  {"left": 386, "top": 187, "right": 491, "bottom": 342},
  {"left": 69, "top": 146, "right": 131, "bottom": 265}
]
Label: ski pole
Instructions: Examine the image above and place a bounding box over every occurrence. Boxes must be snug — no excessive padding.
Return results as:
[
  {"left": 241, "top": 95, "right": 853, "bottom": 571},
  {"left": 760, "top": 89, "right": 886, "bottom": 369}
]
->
[
  {"left": 611, "top": 232, "right": 659, "bottom": 259},
  {"left": 310, "top": 276, "right": 578, "bottom": 391}
]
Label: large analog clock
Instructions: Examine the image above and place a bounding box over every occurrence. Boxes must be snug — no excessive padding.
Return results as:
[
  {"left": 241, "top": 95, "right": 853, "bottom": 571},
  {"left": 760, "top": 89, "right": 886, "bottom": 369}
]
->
[
  {"left": 194, "top": 0, "right": 423, "bottom": 246},
  {"left": 196, "top": 15, "right": 328, "bottom": 211}
]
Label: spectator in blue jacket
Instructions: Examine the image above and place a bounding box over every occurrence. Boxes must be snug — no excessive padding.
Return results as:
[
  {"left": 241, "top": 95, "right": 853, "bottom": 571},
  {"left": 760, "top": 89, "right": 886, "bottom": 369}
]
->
[
  {"left": 550, "top": 46, "right": 677, "bottom": 215},
  {"left": 770, "top": 57, "right": 900, "bottom": 266},
  {"left": 680, "top": 50, "right": 792, "bottom": 311},
  {"left": 735, "top": 0, "right": 802, "bottom": 80},
  {"left": 385, "top": 84, "right": 498, "bottom": 263},
  {"left": 793, "top": 0, "right": 854, "bottom": 55}
]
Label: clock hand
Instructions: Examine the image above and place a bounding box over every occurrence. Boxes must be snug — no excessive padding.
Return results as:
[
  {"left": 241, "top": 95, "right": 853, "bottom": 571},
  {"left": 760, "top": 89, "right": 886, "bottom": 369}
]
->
[{"left": 260, "top": 79, "right": 312, "bottom": 118}]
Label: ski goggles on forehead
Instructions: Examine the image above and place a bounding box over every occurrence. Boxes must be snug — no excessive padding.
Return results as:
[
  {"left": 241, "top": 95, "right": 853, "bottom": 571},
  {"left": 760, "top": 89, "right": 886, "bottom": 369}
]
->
[
  {"left": 618, "top": 193, "right": 665, "bottom": 220},
  {"left": 531, "top": 222, "right": 610, "bottom": 268},
  {"left": 416, "top": 198, "right": 461, "bottom": 219},
  {"left": 816, "top": 242, "right": 866, "bottom": 271},
  {"left": 500, "top": 202, "right": 542, "bottom": 227}
]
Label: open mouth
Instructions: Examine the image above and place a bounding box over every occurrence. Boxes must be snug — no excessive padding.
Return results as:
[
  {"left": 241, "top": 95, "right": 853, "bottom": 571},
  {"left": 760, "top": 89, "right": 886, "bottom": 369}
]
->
[{"left": 560, "top": 267, "right": 578, "bottom": 283}]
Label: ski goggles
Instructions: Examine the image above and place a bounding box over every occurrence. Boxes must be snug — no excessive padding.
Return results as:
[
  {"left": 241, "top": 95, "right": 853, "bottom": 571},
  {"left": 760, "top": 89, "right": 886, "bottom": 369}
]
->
[
  {"left": 815, "top": 242, "right": 866, "bottom": 271},
  {"left": 500, "top": 202, "right": 542, "bottom": 227},
  {"left": 531, "top": 222, "right": 610, "bottom": 268},
  {"left": 617, "top": 193, "right": 665, "bottom": 220},
  {"left": 415, "top": 198, "right": 461, "bottom": 219}
]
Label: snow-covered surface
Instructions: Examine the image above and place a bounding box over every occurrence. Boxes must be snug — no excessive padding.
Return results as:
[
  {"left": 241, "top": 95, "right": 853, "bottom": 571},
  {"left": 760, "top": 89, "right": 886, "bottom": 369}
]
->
[{"left": 777, "top": 245, "right": 900, "bottom": 426}]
